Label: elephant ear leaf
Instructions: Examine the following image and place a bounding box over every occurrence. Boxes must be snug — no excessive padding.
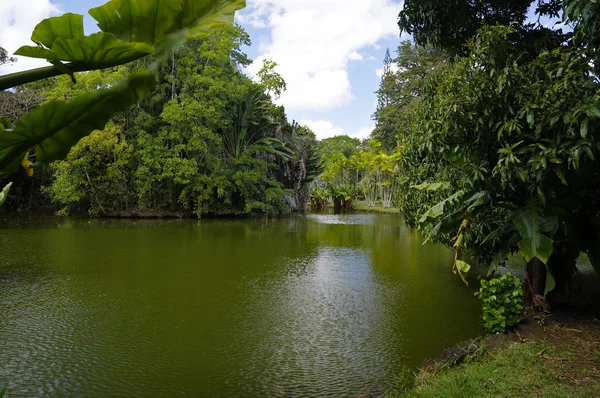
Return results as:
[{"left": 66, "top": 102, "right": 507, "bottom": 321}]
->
[
  {"left": 0, "top": 70, "right": 156, "bottom": 176},
  {"left": 15, "top": 13, "right": 86, "bottom": 60},
  {"left": 32, "top": 13, "right": 85, "bottom": 47},
  {"left": 511, "top": 207, "right": 558, "bottom": 264},
  {"left": 15, "top": 1, "right": 246, "bottom": 69},
  {"left": 89, "top": 0, "right": 246, "bottom": 49}
]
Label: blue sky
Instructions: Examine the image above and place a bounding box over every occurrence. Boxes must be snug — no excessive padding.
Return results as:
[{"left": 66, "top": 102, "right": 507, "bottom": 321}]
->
[
  {"left": 0, "top": 2, "right": 566, "bottom": 140},
  {"left": 0, "top": 0, "right": 406, "bottom": 140}
]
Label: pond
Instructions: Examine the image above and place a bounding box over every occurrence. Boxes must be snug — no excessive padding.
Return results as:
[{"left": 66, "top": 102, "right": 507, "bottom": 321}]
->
[{"left": 0, "top": 213, "right": 481, "bottom": 397}]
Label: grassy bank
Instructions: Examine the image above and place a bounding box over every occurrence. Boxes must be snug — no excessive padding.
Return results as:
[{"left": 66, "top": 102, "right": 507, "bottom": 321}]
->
[
  {"left": 353, "top": 201, "right": 400, "bottom": 214},
  {"left": 324, "top": 201, "right": 400, "bottom": 215},
  {"left": 388, "top": 316, "right": 600, "bottom": 398}
]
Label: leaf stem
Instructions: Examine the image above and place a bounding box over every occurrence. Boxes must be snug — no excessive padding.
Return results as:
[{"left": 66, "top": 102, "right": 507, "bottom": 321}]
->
[
  {"left": 0, "top": 55, "right": 147, "bottom": 91},
  {"left": 0, "top": 63, "right": 85, "bottom": 91}
]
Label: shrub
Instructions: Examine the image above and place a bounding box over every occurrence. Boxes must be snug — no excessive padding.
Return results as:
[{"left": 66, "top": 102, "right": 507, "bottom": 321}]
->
[{"left": 475, "top": 273, "right": 523, "bottom": 333}]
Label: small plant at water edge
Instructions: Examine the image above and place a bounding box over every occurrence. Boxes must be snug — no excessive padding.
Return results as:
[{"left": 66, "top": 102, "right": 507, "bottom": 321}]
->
[{"left": 475, "top": 273, "right": 523, "bottom": 334}]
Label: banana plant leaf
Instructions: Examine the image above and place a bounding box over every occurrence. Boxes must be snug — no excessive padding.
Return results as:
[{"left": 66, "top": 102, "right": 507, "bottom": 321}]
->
[
  {"left": 511, "top": 207, "right": 558, "bottom": 264},
  {"left": 410, "top": 182, "right": 451, "bottom": 191}
]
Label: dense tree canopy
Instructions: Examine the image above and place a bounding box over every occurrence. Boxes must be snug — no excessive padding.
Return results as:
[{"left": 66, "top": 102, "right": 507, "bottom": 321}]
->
[
  {"left": 380, "top": 0, "right": 600, "bottom": 308},
  {"left": 1, "top": 21, "right": 317, "bottom": 217},
  {"left": 398, "top": 0, "right": 561, "bottom": 54}
]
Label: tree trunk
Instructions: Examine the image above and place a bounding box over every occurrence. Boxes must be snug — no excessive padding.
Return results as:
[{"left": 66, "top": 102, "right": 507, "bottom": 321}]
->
[
  {"left": 333, "top": 198, "right": 342, "bottom": 214},
  {"left": 524, "top": 257, "right": 547, "bottom": 309}
]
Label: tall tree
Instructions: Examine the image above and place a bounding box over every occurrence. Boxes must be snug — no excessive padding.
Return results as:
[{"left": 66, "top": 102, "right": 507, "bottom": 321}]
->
[
  {"left": 398, "top": 0, "right": 559, "bottom": 54},
  {"left": 0, "top": 46, "right": 17, "bottom": 66},
  {"left": 372, "top": 49, "right": 397, "bottom": 150},
  {"left": 256, "top": 59, "right": 287, "bottom": 100},
  {"left": 372, "top": 43, "right": 447, "bottom": 152}
]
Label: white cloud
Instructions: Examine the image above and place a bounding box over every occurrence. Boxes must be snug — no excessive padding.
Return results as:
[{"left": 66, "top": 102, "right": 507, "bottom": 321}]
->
[
  {"left": 376, "top": 64, "right": 400, "bottom": 78},
  {"left": 242, "top": 0, "right": 404, "bottom": 111},
  {"left": 0, "top": 0, "right": 59, "bottom": 74},
  {"left": 301, "top": 119, "right": 374, "bottom": 141},
  {"left": 353, "top": 125, "right": 374, "bottom": 140},
  {"left": 348, "top": 51, "right": 363, "bottom": 61},
  {"left": 301, "top": 119, "right": 345, "bottom": 140}
]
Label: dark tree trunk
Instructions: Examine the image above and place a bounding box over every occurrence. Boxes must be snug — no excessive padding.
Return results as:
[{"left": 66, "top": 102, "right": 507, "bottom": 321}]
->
[
  {"left": 343, "top": 199, "right": 352, "bottom": 211},
  {"left": 333, "top": 198, "right": 342, "bottom": 214},
  {"left": 524, "top": 257, "right": 547, "bottom": 309}
]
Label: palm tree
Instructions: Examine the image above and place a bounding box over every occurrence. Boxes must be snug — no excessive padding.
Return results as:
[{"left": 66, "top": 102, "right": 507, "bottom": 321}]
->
[{"left": 221, "top": 86, "right": 291, "bottom": 161}]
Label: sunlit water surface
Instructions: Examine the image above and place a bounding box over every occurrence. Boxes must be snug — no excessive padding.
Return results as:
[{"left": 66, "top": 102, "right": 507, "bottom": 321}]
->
[{"left": 0, "top": 214, "right": 481, "bottom": 397}]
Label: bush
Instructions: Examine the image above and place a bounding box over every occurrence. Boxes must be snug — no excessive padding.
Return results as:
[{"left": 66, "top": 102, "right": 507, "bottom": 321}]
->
[{"left": 475, "top": 273, "right": 523, "bottom": 333}]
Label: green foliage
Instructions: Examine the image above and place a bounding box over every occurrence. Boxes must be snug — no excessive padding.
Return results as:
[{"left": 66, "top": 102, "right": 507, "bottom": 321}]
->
[
  {"left": 10, "top": 0, "right": 246, "bottom": 76},
  {"left": 36, "top": 23, "right": 315, "bottom": 217},
  {"left": 14, "top": 14, "right": 154, "bottom": 68},
  {"left": 316, "top": 136, "right": 400, "bottom": 210},
  {"left": 511, "top": 208, "right": 558, "bottom": 265},
  {"left": 594, "top": 346, "right": 600, "bottom": 363},
  {"left": 0, "top": 0, "right": 246, "bottom": 181},
  {"left": 388, "top": 365, "right": 416, "bottom": 395},
  {"left": 46, "top": 123, "right": 132, "bottom": 214},
  {"left": 392, "top": 22, "right": 600, "bottom": 300},
  {"left": 398, "top": 0, "right": 559, "bottom": 54},
  {"left": 410, "top": 182, "right": 450, "bottom": 192},
  {"left": 563, "top": 0, "right": 600, "bottom": 75},
  {"left": 398, "top": 341, "right": 600, "bottom": 397},
  {"left": 256, "top": 59, "right": 286, "bottom": 99},
  {"left": 310, "top": 187, "right": 329, "bottom": 210},
  {"left": 372, "top": 42, "right": 448, "bottom": 151},
  {"left": 0, "top": 71, "right": 155, "bottom": 177},
  {"left": 329, "top": 184, "right": 357, "bottom": 211},
  {"left": 0, "top": 182, "right": 12, "bottom": 207},
  {"left": 475, "top": 273, "right": 523, "bottom": 334}
]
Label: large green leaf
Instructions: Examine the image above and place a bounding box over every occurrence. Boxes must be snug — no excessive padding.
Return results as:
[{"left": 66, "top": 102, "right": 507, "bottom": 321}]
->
[
  {"left": 419, "top": 190, "right": 464, "bottom": 223},
  {"left": 15, "top": 12, "right": 153, "bottom": 68},
  {"left": 16, "top": 33, "right": 153, "bottom": 66},
  {"left": 6, "top": 1, "right": 246, "bottom": 91},
  {"left": 89, "top": 0, "right": 246, "bottom": 47},
  {"left": 410, "top": 181, "right": 450, "bottom": 191},
  {"left": 511, "top": 207, "right": 558, "bottom": 264},
  {"left": 32, "top": 13, "right": 85, "bottom": 48},
  {"left": 0, "top": 71, "right": 156, "bottom": 176},
  {"left": 0, "top": 182, "right": 13, "bottom": 207}
]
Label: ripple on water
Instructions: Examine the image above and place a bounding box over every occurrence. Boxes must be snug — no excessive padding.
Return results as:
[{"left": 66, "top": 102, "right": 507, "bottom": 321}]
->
[{"left": 0, "top": 215, "right": 481, "bottom": 397}]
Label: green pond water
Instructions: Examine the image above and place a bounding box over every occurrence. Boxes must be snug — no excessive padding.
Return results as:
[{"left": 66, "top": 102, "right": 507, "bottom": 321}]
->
[{"left": 0, "top": 213, "right": 481, "bottom": 397}]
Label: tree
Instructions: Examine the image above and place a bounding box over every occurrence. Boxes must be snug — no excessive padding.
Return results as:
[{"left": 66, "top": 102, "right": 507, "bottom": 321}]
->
[
  {"left": 400, "top": 24, "right": 600, "bottom": 307},
  {"left": 47, "top": 122, "right": 133, "bottom": 215},
  {"left": 0, "top": 0, "right": 246, "bottom": 184},
  {"left": 563, "top": 0, "right": 600, "bottom": 76},
  {"left": 274, "top": 120, "right": 321, "bottom": 211},
  {"left": 0, "top": 46, "right": 17, "bottom": 66},
  {"left": 38, "top": 20, "right": 318, "bottom": 218},
  {"left": 398, "top": 0, "right": 559, "bottom": 54},
  {"left": 256, "top": 59, "right": 287, "bottom": 100},
  {"left": 372, "top": 42, "right": 448, "bottom": 152},
  {"left": 372, "top": 49, "right": 398, "bottom": 150}
]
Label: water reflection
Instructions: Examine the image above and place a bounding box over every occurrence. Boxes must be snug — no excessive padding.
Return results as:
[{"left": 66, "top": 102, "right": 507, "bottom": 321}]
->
[{"left": 0, "top": 214, "right": 481, "bottom": 397}]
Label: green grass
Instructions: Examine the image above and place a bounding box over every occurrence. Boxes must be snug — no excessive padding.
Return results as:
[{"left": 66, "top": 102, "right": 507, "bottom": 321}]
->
[
  {"left": 389, "top": 342, "right": 600, "bottom": 398},
  {"left": 353, "top": 201, "right": 400, "bottom": 214},
  {"left": 324, "top": 200, "right": 400, "bottom": 214}
]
